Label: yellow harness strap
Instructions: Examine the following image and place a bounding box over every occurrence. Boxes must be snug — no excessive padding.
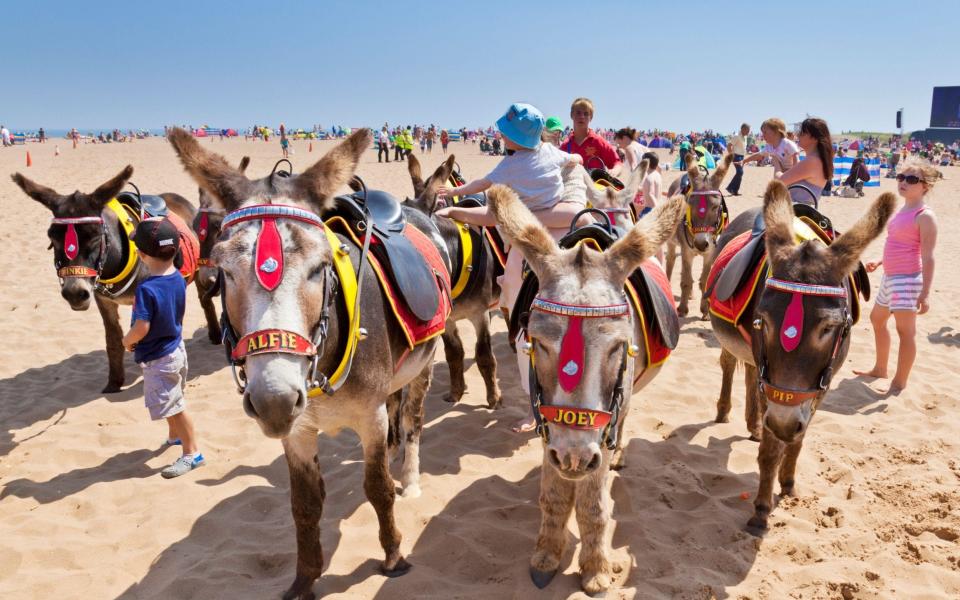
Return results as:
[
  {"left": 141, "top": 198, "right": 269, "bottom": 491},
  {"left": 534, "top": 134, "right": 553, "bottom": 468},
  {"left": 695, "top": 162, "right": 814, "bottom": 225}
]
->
[
  {"left": 308, "top": 226, "right": 360, "bottom": 397},
  {"left": 98, "top": 198, "right": 139, "bottom": 285},
  {"left": 450, "top": 222, "right": 474, "bottom": 299}
]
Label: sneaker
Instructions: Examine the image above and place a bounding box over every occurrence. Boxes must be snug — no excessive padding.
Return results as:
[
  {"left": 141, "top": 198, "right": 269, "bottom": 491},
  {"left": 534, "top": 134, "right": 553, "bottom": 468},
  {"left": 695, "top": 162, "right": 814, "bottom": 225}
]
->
[
  {"left": 161, "top": 453, "right": 205, "bottom": 479},
  {"left": 162, "top": 438, "right": 182, "bottom": 447}
]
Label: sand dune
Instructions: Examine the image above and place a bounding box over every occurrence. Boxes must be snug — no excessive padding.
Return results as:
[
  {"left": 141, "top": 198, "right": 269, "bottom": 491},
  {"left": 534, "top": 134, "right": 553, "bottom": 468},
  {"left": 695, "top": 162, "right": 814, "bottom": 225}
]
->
[{"left": 0, "top": 137, "right": 957, "bottom": 599}]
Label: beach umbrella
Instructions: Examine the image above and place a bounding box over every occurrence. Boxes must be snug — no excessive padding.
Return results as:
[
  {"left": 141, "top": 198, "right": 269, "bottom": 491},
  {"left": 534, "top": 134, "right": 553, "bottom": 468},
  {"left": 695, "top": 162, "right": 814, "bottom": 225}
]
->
[
  {"left": 648, "top": 137, "right": 673, "bottom": 149},
  {"left": 848, "top": 140, "right": 861, "bottom": 150}
]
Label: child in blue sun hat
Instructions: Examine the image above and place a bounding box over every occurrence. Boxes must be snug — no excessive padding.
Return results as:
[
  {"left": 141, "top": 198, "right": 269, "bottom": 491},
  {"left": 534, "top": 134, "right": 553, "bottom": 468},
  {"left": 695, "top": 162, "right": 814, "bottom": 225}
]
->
[{"left": 436, "top": 102, "right": 587, "bottom": 433}]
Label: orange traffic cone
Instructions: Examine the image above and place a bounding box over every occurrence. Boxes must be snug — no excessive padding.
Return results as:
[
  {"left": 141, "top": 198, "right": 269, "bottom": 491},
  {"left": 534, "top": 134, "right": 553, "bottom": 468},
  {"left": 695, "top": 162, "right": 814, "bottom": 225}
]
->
[
  {"left": 309, "top": 142, "right": 313, "bottom": 153},
  {"left": 26, "top": 151, "right": 32, "bottom": 167}
]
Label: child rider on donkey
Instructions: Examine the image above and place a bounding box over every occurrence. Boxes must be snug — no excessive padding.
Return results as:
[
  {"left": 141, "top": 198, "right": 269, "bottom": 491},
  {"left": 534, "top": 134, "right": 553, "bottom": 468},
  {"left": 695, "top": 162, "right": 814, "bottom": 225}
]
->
[{"left": 435, "top": 102, "right": 586, "bottom": 432}]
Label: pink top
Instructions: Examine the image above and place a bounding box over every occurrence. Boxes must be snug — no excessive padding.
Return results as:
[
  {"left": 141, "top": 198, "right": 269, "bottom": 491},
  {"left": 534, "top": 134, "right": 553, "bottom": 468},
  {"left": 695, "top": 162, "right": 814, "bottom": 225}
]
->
[{"left": 883, "top": 205, "right": 928, "bottom": 275}]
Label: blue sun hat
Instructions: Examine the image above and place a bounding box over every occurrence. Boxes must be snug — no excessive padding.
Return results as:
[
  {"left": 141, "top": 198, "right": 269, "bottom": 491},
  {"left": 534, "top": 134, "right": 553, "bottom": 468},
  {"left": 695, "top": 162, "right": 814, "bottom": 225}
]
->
[{"left": 496, "top": 103, "right": 544, "bottom": 149}]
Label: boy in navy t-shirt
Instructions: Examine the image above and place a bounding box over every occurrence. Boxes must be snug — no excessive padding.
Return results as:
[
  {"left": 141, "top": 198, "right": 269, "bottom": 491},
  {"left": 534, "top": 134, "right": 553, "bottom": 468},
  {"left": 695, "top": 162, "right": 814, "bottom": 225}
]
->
[{"left": 122, "top": 217, "right": 205, "bottom": 478}]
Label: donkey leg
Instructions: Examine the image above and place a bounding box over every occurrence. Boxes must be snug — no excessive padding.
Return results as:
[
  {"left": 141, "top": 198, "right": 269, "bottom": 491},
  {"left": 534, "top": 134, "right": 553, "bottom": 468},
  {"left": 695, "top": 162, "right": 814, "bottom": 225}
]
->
[
  {"left": 281, "top": 428, "right": 325, "bottom": 600},
  {"left": 744, "top": 363, "right": 763, "bottom": 441},
  {"left": 678, "top": 246, "right": 694, "bottom": 317},
  {"left": 747, "top": 433, "right": 783, "bottom": 535},
  {"left": 530, "top": 458, "right": 576, "bottom": 588},
  {"left": 360, "top": 407, "right": 409, "bottom": 576},
  {"left": 576, "top": 469, "right": 613, "bottom": 595},
  {"left": 95, "top": 296, "right": 125, "bottom": 393},
  {"left": 698, "top": 252, "right": 713, "bottom": 319},
  {"left": 778, "top": 437, "right": 805, "bottom": 497},
  {"left": 399, "top": 363, "right": 432, "bottom": 498},
  {"left": 386, "top": 390, "right": 403, "bottom": 463},
  {"left": 716, "top": 349, "right": 736, "bottom": 424},
  {"left": 471, "top": 311, "right": 501, "bottom": 409},
  {"left": 440, "top": 322, "right": 466, "bottom": 403},
  {"left": 196, "top": 282, "right": 221, "bottom": 344},
  {"left": 665, "top": 239, "right": 677, "bottom": 280}
]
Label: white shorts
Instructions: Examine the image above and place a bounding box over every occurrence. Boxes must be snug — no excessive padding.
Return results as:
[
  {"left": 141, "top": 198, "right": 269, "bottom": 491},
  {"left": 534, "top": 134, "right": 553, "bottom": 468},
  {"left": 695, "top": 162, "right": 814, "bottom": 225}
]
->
[{"left": 875, "top": 273, "right": 922, "bottom": 312}]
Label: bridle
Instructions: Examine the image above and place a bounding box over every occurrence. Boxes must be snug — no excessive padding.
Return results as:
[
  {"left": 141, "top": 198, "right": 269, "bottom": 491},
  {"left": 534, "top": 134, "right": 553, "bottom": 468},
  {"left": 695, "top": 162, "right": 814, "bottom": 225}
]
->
[
  {"left": 682, "top": 188, "right": 727, "bottom": 248},
  {"left": 218, "top": 202, "right": 371, "bottom": 397},
  {"left": 524, "top": 297, "right": 639, "bottom": 450},
  {"left": 50, "top": 215, "right": 107, "bottom": 281},
  {"left": 195, "top": 206, "right": 224, "bottom": 267},
  {"left": 754, "top": 277, "right": 851, "bottom": 406}
]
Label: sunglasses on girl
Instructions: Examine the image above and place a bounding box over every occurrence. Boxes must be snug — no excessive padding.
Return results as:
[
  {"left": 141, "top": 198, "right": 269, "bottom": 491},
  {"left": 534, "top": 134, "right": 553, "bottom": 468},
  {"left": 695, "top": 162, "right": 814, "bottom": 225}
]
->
[{"left": 896, "top": 174, "right": 922, "bottom": 184}]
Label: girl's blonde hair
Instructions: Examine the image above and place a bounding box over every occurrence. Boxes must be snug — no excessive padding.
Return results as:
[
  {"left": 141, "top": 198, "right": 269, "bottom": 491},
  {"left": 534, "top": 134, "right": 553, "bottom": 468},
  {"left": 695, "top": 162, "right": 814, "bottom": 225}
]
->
[
  {"left": 900, "top": 159, "right": 942, "bottom": 190},
  {"left": 760, "top": 117, "right": 787, "bottom": 138}
]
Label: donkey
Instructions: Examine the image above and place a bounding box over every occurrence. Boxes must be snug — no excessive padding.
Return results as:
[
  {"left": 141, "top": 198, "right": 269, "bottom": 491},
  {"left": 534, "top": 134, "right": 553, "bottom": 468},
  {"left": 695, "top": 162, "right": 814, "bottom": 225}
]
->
[
  {"left": 405, "top": 153, "right": 501, "bottom": 408},
  {"left": 665, "top": 152, "right": 734, "bottom": 318},
  {"left": 581, "top": 160, "right": 649, "bottom": 231},
  {"left": 167, "top": 127, "right": 443, "bottom": 599},
  {"left": 12, "top": 168, "right": 196, "bottom": 393},
  {"left": 710, "top": 181, "right": 894, "bottom": 533},
  {"left": 192, "top": 155, "right": 250, "bottom": 344},
  {"left": 487, "top": 184, "right": 683, "bottom": 595}
]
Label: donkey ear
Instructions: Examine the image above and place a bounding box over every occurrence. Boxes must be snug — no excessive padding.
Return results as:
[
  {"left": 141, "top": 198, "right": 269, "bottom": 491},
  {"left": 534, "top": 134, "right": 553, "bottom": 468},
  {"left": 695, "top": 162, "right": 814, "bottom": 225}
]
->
[
  {"left": 88, "top": 165, "right": 134, "bottom": 208},
  {"left": 828, "top": 192, "right": 897, "bottom": 276},
  {"left": 613, "top": 158, "right": 648, "bottom": 207},
  {"left": 485, "top": 184, "right": 559, "bottom": 279},
  {"left": 685, "top": 152, "right": 700, "bottom": 181},
  {"left": 295, "top": 128, "right": 371, "bottom": 212},
  {"left": 709, "top": 151, "right": 734, "bottom": 189},
  {"left": 11, "top": 172, "right": 63, "bottom": 211},
  {"left": 762, "top": 180, "right": 797, "bottom": 268},
  {"left": 168, "top": 127, "right": 251, "bottom": 211},
  {"left": 238, "top": 156, "right": 250, "bottom": 174},
  {"left": 407, "top": 153, "right": 425, "bottom": 197},
  {"left": 606, "top": 194, "right": 684, "bottom": 284}
]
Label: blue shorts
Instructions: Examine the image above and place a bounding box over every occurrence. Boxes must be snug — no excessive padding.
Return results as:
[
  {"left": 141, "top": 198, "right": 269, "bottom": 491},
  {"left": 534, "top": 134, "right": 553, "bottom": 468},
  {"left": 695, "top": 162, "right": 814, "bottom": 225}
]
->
[{"left": 141, "top": 342, "right": 188, "bottom": 420}]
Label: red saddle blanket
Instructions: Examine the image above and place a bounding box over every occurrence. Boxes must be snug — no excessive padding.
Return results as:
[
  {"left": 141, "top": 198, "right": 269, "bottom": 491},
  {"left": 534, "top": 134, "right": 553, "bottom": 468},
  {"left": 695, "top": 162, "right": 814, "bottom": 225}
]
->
[
  {"left": 163, "top": 211, "right": 200, "bottom": 284},
  {"left": 706, "top": 230, "right": 764, "bottom": 325},
  {"left": 625, "top": 259, "right": 675, "bottom": 371}
]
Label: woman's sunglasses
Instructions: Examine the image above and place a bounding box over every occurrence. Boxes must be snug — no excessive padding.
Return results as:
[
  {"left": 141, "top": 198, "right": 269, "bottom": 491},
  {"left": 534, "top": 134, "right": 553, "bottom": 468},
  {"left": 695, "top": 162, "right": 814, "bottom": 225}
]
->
[{"left": 896, "top": 174, "right": 922, "bottom": 184}]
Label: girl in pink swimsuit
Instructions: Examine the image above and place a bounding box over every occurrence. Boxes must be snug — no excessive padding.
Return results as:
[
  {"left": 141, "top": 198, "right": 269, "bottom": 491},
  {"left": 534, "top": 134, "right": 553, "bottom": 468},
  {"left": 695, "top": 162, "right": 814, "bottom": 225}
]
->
[{"left": 855, "top": 162, "right": 939, "bottom": 393}]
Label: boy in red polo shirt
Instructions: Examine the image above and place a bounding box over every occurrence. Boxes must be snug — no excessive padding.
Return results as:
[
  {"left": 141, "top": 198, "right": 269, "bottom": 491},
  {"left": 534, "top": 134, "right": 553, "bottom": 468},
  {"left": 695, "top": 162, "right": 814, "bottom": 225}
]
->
[{"left": 561, "top": 97, "right": 621, "bottom": 172}]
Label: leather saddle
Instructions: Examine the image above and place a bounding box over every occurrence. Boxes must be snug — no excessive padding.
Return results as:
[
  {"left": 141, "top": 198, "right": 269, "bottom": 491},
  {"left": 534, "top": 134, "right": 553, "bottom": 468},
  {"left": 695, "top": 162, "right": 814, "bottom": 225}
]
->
[
  {"left": 712, "top": 204, "right": 870, "bottom": 303},
  {"left": 117, "top": 191, "right": 168, "bottom": 218},
  {"left": 451, "top": 191, "right": 507, "bottom": 276},
  {"left": 330, "top": 189, "right": 439, "bottom": 322},
  {"left": 509, "top": 213, "right": 679, "bottom": 351}
]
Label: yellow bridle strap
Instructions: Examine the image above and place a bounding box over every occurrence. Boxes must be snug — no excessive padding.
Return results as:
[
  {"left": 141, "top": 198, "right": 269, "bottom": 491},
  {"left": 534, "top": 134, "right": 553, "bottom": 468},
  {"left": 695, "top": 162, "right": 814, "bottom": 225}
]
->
[
  {"left": 308, "top": 225, "right": 360, "bottom": 397},
  {"left": 450, "top": 222, "right": 474, "bottom": 299},
  {"left": 98, "top": 198, "right": 139, "bottom": 285}
]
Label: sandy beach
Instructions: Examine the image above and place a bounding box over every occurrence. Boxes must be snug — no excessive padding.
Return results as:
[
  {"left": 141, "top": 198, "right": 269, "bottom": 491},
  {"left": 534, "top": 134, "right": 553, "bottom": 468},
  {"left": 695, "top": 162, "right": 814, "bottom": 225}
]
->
[{"left": 0, "top": 137, "right": 957, "bottom": 599}]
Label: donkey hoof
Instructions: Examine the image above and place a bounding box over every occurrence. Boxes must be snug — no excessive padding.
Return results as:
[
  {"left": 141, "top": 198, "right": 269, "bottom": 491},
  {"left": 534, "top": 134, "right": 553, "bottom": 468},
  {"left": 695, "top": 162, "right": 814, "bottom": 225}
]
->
[
  {"left": 746, "top": 512, "right": 769, "bottom": 537},
  {"left": 486, "top": 396, "right": 502, "bottom": 410},
  {"left": 281, "top": 574, "right": 316, "bottom": 600},
  {"left": 399, "top": 484, "right": 421, "bottom": 499},
  {"left": 677, "top": 305, "right": 689, "bottom": 317},
  {"left": 780, "top": 481, "right": 796, "bottom": 497},
  {"left": 530, "top": 566, "right": 558, "bottom": 589},
  {"left": 582, "top": 573, "right": 611, "bottom": 597},
  {"left": 714, "top": 412, "right": 730, "bottom": 424},
  {"left": 102, "top": 382, "right": 123, "bottom": 394},
  {"left": 443, "top": 394, "right": 461, "bottom": 404},
  {"left": 381, "top": 557, "right": 412, "bottom": 578}
]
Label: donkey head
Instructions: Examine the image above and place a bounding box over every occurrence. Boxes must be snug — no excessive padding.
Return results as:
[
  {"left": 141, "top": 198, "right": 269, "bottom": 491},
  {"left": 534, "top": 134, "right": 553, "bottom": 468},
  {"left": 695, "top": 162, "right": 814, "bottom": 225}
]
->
[
  {"left": 11, "top": 166, "right": 134, "bottom": 310},
  {"left": 406, "top": 153, "right": 455, "bottom": 214},
  {"left": 587, "top": 160, "right": 649, "bottom": 230},
  {"left": 488, "top": 185, "right": 683, "bottom": 479},
  {"left": 193, "top": 155, "right": 250, "bottom": 290},
  {"left": 682, "top": 151, "right": 733, "bottom": 252},
  {"left": 755, "top": 181, "right": 895, "bottom": 443},
  {"left": 169, "top": 127, "right": 371, "bottom": 438}
]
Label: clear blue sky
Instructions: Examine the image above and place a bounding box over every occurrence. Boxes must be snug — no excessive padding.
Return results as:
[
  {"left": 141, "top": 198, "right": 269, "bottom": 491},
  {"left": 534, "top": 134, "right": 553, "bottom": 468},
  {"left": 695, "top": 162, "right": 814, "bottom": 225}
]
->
[{"left": 3, "top": 0, "right": 955, "bottom": 133}]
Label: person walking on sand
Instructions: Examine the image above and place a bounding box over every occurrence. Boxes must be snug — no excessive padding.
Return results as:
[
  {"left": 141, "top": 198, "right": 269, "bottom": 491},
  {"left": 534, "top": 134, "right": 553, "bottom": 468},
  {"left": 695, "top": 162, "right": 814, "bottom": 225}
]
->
[
  {"left": 726, "top": 123, "right": 750, "bottom": 196},
  {"left": 280, "top": 132, "right": 290, "bottom": 159},
  {"left": 121, "top": 218, "right": 206, "bottom": 478},
  {"left": 378, "top": 126, "right": 391, "bottom": 163},
  {"left": 440, "top": 129, "right": 449, "bottom": 153},
  {"left": 855, "top": 162, "right": 939, "bottom": 394}
]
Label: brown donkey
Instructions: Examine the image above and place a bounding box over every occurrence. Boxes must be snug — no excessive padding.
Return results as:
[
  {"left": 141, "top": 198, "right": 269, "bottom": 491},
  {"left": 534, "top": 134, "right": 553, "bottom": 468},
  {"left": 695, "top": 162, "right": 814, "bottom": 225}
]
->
[
  {"left": 709, "top": 181, "right": 894, "bottom": 533},
  {"left": 168, "top": 128, "right": 443, "bottom": 599},
  {"left": 487, "top": 185, "right": 683, "bottom": 595},
  {"left": 11, "top": 168, "right": 199, "bottom": 392},
  {"left": 405, "top": 153, "right": 502, "bottom": 407},
  {"left": 192, "top": 155, "right": 250, "bottom": 344},
  {"left": 666, "top": 152, "right": 734, "bottom": 318}
]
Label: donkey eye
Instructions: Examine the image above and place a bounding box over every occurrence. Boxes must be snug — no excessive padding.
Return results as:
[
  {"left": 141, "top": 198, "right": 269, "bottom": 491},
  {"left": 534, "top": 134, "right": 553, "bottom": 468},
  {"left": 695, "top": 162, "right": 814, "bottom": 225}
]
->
[{"left": 308, "top": 265, "right": 324, "bottom": 280}]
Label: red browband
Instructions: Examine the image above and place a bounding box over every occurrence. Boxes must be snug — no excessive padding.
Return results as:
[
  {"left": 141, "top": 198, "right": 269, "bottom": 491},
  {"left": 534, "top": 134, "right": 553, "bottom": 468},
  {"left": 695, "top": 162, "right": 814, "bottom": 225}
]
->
[
  {"left": 231, "top": 329, "right": 315, "bottom": 361},
  {"left": 58, "top": 266, "right": 99, "bottom": 278},
  {"left": 538, "top": 405, "right": 612, "bottom": 430}
]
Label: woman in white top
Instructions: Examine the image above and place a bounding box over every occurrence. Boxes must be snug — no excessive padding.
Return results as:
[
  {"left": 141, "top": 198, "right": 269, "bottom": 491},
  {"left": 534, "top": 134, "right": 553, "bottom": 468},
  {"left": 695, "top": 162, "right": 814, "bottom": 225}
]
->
[
  {"left": 614, "top": 127, "right": 650, "bottom": 172},
  {"left": 740, "top": 117, "right": 799, "bottom": 173}
]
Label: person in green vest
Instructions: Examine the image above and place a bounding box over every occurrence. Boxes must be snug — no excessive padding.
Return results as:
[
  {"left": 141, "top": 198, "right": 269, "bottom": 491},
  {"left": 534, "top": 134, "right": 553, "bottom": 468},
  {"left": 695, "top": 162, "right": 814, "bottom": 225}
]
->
[{"left": 400, "top": 127, "right": 414, "bottom": 158}]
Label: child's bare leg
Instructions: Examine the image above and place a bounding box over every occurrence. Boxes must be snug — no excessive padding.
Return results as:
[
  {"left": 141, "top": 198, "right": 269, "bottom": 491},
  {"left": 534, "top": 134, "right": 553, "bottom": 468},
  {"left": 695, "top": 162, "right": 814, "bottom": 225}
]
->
[
  {"left": 890, "top": 311, "right": 918, "bottom": 392},
  {"left": 855, "top": 304, "right": 891, "bottom": 378},
  {"left": 167, "top": 412, "right": 198, "bottom": 454}
]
